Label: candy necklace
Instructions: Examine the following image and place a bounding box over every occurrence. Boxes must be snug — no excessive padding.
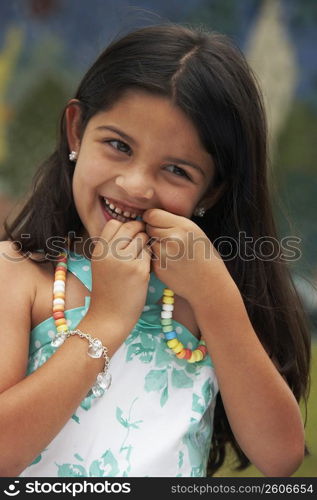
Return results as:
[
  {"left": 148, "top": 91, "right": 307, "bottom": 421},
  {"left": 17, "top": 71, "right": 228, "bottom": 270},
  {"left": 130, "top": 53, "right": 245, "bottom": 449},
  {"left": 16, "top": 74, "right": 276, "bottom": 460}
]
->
[
  {"left": 160, "top": 289, "right": 207, "bottom": 363},
  {"left": 51, "top": 251, "right": 207, "bottom": 363},
  {"left": 51, "top": 251, "right": 69, "bottom": 336}
]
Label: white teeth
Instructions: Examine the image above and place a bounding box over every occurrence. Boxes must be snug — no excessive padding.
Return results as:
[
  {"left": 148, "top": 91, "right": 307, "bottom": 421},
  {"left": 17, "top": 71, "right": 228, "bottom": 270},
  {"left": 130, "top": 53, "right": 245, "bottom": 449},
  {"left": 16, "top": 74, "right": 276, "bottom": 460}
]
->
[{"left": 102, "top": 197, "right": 138, "bottom": 220}]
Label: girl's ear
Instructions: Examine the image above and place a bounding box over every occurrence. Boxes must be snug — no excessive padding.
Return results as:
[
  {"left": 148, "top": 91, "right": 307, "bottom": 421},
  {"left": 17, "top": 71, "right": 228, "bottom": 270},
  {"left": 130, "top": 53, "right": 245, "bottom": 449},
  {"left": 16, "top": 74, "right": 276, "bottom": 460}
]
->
[
  {"left": 201, "top": 181, "right": 227, "bottom": 211},
  {"left": 65, "top": 99, "right": 83, "bottom": 153}
]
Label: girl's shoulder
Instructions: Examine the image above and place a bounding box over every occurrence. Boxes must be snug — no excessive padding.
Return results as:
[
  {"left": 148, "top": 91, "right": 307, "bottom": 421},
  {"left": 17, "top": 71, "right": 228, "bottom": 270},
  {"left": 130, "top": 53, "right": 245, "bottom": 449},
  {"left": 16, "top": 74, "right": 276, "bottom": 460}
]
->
[
  {"left": 0, "top": 241, "right": 42, "bottom": 392},
  {"left": 0, "top": 239, "right": 30, "bottom": 264},
  {"left": 0, "top": 240, "right": 38, "bottom": 303}
]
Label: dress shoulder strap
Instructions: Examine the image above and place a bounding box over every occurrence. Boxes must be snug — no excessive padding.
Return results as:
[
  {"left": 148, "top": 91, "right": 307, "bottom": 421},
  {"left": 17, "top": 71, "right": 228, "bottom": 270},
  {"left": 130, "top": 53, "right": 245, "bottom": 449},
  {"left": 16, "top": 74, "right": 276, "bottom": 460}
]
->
[{"left": 67, "top": 251, "right": 91, "bottom": 292}]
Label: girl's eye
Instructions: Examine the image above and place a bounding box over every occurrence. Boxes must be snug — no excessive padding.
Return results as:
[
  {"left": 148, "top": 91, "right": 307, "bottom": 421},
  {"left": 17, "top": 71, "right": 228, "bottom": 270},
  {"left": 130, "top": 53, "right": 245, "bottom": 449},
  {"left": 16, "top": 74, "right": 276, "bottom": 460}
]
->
[
  {"left": 107, "top": 139, "right": 131, "bottom": 155},
  {"left": 165, "top": 164, "right": 191, "bottom": 180}
]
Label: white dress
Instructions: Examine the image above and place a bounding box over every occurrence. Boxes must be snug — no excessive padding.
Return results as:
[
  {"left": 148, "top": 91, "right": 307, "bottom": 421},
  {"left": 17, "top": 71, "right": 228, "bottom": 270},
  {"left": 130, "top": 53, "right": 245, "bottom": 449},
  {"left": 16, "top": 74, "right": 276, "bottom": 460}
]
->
[{"left": 20, "top": 251, "right": 219, "bottom": 477}]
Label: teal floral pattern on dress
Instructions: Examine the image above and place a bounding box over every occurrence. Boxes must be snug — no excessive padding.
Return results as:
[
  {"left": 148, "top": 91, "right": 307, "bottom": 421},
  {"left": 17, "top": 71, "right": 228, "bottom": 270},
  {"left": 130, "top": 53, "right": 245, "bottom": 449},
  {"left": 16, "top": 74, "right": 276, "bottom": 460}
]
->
[
  {"left": 192, "top": 379, "right": 215, "bottom": 414},
  {"left": 56, "top": 462, "right": 87, "bottom": 477},
  {"left": 27, "top": 343, "right": 56, "bottom": 376},
  {"left": 55, "top": 451, "right": 120, "bottom": 477},
  {"left": 116, "top": 398, "right": 143, "bottom": 475},
  {"left": 21, "top": 251, "right": 218, "bottom": 477},
  {"left": 178, "top": 451, "right": 184, "bottom": 468},
  {"left": 172, "top": 368, "right": 194, "bottom": 389},
  {"left": 126, "top": 309, "right": 212, "bottom": 408},
  {"left": 71, "top": 413, "right": 80, "bottom": 424},
  {"left": 55, "top": 399, "right": 144, "bottom": 477},
  {"left": 30, "top": 454, "right": 42, "bottom": 466},
  {"left": 182, "top": 379, "right": 215, "bottom": 477},
  {"left": 183, "top": 414, "right": 213, "bottom": 477},
  {"left": 144, "top": 368, "right": 168, "bottom": 407},
  {"left": 89, "top": 451, "right": 119, "bottom": 477}
]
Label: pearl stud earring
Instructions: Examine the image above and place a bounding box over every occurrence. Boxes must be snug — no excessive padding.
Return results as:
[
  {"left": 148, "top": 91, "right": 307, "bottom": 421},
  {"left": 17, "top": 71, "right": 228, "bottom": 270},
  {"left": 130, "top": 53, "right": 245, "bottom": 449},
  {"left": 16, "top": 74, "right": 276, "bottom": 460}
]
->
[
  {"left": 69, "top": 151, "right": 78, "bottom": 162},
  {"left": 194, "top": 206, "right": 206, "bottom": 217}
]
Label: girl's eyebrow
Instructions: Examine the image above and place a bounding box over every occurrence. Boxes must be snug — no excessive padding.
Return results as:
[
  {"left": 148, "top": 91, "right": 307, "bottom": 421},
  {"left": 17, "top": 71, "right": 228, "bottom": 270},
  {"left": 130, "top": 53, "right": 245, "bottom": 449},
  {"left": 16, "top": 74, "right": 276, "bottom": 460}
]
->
[
  {"left": 95, "top": 124, "right": 206, "bottom": 177},
  {"left": 95, "top": 125, "right": 137, "bottom": 145}
]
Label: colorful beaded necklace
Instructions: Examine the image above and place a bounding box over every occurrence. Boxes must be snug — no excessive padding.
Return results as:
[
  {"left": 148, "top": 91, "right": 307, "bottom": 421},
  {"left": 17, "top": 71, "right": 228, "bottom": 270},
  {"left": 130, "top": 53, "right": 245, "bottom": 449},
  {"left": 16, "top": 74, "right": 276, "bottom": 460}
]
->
[{"left": 52, "top": 251, "right": 208, "bottom": 363}]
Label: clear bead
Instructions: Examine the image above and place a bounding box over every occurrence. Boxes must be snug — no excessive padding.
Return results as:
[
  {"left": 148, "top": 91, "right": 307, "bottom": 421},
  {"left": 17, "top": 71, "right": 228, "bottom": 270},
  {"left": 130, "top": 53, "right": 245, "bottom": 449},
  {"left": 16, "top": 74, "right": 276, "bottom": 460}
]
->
[
  {"left": 87, "top": 340, "right": 103, "bottom": 358},
  {"left": 91, "top": 384, "right": 105, "bottom": 398},
  {"left": 96, "top": 372, "right": 112, "bottom": 390},
  {"left": 51, "top": 334, "right": 66, "bottom": 348}
]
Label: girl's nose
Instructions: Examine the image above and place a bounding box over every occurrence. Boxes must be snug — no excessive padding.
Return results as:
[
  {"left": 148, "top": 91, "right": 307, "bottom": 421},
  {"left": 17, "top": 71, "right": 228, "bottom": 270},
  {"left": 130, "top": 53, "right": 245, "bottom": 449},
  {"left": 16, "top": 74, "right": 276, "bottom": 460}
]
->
[{"left": 115, "top": 174, "right": 154, "bottom": 200}]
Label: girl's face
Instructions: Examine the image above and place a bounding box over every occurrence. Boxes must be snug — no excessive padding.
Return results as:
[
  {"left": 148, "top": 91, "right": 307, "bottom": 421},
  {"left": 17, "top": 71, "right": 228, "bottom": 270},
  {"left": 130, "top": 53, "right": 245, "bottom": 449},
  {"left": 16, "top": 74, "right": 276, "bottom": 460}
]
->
[{"left": 68, "top": 90, "right": 216, "bottom": 240}]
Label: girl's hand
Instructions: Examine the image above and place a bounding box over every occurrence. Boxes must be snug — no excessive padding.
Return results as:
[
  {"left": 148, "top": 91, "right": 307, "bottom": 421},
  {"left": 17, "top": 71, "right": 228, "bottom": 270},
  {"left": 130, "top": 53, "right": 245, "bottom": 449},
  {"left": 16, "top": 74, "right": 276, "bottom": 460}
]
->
[
  {"left": 87, "top": 219, "right": 151, "bottom": 334},
  {"left": 143, "top": 208, "right": 232, "bottom": 303}
]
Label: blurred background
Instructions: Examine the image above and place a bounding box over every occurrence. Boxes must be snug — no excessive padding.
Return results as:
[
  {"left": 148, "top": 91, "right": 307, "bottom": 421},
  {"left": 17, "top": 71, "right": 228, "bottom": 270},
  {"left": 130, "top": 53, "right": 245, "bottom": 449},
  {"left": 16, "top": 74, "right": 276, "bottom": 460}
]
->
[{"left": 0, "top": 0, "right": 316, "bottom": 477}]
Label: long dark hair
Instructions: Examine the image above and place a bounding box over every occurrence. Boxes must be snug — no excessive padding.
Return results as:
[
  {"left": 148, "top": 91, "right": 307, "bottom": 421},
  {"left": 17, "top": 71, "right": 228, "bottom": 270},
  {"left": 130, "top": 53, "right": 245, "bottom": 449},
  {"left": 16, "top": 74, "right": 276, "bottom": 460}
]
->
[{"left": 2, "top": 24, "right": 311, "bottom": 475}]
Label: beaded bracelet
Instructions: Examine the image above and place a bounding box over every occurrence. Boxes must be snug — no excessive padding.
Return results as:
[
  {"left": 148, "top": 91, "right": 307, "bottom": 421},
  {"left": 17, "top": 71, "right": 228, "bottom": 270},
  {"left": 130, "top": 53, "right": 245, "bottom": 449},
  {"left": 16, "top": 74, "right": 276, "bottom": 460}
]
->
[{"left": 51, "top": 328, "right": 112, "bottom": 398}]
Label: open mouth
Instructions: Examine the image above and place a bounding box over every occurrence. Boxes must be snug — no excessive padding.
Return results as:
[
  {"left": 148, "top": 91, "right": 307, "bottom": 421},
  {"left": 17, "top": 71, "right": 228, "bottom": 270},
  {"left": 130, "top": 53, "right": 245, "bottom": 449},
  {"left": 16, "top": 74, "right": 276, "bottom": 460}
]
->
[{"left": 100, "top": 197, "right": 141, "bottom": 222}]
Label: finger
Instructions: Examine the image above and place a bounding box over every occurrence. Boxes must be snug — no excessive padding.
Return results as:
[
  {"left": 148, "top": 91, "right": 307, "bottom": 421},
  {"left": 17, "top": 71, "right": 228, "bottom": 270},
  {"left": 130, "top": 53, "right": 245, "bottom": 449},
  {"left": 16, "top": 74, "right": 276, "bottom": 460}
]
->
[
  {"left": 145, "top": 224, "right": 173, "bottom": 239},
  {"left": 121, "top": 232, "right": 149, "bottom": 259},
  {"left": 99, "top": 219, "right": 123, "bottom": 243},
  {"left": 142, "top": 208, "right": 179, "bottom": 228},
  {"left": 110, "top": 220, "right": 145, "bottom": 249},
  {"left": 137, "top": 241, "right": 152, "bottom": 261}
]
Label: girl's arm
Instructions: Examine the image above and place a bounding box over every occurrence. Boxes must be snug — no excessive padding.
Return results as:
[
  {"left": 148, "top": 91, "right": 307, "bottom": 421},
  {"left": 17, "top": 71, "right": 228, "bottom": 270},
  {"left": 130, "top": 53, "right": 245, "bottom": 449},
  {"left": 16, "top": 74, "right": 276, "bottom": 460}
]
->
[
  {"left": 191, "top": 274, "right": 305, "bottom": 477},
  {"left": 0, "top": 240, "right": 143, "bottom": 477},
  {"left": 0, "top": 320, "right": 122, "bottom": 477},
  {"left": 143, "top": 209, "right": 305, "bottom": 477}
]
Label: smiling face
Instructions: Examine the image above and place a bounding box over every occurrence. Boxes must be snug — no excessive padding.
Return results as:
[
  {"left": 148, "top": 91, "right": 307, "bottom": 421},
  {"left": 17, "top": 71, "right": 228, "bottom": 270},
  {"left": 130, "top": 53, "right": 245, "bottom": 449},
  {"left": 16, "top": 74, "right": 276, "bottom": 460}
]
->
[{"left": 66, "top": 90, "right": 217, "bottom": 240}]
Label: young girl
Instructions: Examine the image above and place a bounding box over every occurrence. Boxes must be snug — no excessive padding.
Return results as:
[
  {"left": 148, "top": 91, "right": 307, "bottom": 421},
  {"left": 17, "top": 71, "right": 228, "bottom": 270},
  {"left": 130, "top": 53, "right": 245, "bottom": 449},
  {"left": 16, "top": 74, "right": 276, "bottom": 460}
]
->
[{"left": 0, "top": 24, "right": 311, "bottom": 478}]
